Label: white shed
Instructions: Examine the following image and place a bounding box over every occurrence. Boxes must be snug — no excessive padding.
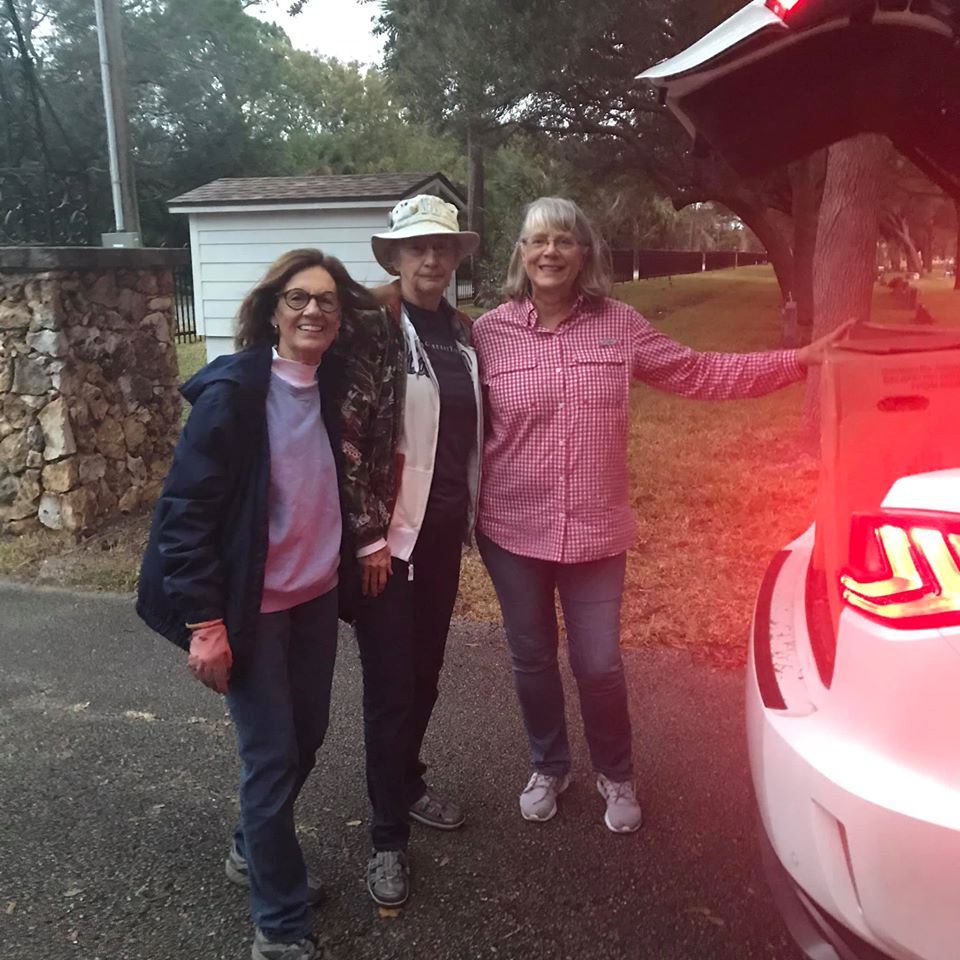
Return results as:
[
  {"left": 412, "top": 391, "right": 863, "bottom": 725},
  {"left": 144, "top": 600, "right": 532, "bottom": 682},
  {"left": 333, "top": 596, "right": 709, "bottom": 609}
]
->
[{"left": 168, "top": 171, "right": 466, "bottom": 361}]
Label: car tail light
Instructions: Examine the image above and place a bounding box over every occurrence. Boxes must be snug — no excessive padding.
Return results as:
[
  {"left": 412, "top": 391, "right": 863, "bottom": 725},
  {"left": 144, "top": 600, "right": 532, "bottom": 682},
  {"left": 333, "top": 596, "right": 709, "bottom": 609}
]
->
[
  {"left": 841, "top": 513, "right": 960, "bottom": 627},
  {"left": 765, "top": 0, "right": 803, "bottom": 18}
]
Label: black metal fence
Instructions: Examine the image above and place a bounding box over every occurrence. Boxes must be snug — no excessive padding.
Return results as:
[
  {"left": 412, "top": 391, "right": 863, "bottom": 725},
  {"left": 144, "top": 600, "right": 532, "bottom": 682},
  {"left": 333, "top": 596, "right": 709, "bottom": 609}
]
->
[
  {"left": 173, "top": 265, "right": 199, "bottom": 343},
  {"left": 457, "top": 250, "right": 767, "bottom": 301},
  {"left": 456, "top": 277, "right": 476, "bottom": 302},
  {"left": 611, "top": 249, "right": 769, "bottom": 283},
  {"left": 611, "top": 249, "right": 634, "bottom": 281}
]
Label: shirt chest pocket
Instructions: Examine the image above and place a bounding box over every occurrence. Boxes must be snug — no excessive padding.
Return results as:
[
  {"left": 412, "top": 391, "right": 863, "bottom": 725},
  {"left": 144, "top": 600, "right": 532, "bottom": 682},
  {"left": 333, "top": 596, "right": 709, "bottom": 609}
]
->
[
  {"left": 568, "top": 345, "right": 627, "bottom": 408},
  {"left": 482, "top": 356, "right": 539, "bottom": 412}
]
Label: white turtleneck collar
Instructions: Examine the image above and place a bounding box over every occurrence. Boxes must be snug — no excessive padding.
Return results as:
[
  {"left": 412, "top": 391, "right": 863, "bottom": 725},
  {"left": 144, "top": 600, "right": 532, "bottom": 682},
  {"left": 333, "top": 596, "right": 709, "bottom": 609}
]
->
[{"left": 271, "top": 347, "right": 320, "bottom": 387}]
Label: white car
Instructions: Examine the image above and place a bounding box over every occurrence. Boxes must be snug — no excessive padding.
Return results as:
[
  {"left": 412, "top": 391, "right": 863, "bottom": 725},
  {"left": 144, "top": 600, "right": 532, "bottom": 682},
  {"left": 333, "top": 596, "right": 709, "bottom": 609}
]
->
[
  {"left": 748, "top": 472, "right": 960, "bottom": 960},
  {"left": 641, "top": 3, "right": 960, "bottom": 958}
]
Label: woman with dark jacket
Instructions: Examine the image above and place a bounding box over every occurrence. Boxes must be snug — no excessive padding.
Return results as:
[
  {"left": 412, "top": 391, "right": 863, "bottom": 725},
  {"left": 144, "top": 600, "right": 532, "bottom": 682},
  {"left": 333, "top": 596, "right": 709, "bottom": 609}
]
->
[
  {"left": 340, "top": 194, "right": 481, "bottom": 908},
  {"left": 137, "top": 249, "right": 396, "bottom": 960}
]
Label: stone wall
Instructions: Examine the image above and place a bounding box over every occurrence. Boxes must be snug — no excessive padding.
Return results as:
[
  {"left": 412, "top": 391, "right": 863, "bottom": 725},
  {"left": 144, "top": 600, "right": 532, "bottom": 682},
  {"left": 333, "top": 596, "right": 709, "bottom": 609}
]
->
[{"left": 0, "top": 247, "right": 188, "bottom": 535}]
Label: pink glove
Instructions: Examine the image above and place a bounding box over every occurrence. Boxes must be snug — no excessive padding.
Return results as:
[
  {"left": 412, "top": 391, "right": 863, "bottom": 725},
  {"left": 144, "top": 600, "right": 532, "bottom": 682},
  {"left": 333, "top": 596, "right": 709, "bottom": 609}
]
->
[{"left": 186, "top": 619, "right": 232, "bottom": 694}]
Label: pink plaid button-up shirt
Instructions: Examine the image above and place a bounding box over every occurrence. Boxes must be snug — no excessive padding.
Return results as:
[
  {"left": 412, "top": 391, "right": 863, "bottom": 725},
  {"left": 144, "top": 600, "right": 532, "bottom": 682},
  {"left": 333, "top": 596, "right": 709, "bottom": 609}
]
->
[{"left": 472, "top": 296, "right": 803, "bottom": 564}]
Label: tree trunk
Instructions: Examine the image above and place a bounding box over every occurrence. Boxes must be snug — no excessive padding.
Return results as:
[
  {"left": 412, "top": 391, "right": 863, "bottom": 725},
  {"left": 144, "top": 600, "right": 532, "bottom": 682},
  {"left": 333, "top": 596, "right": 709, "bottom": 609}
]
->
[
  {"left": 729, "top": 203, "right": 794, "bottom": 300},
  {"left": 789, "top": 151, "right": 826, "bottom": 333},
  {"left": 467, "top": 126, "right": 485, "bottom": 261},
  {"left": 804, "top": 134, "right": 890, "bottom": 439},
  {"left": 901, "top": 233, "right": 923, "bottom": 274},
  {"left": 668, "top": 156, "right": 795, "bottom": 298},
  {"left": 0, "top": 51, "right": 19, "bottom": 164},
  {"left": 955, "top": 199, "right": 960, "bottom": 291},
  {"left": 919, "top": 218, "right": 934, "bottom": 274},
  {"left": 882, "top": 212, "right": 923, "bottom": 274}
]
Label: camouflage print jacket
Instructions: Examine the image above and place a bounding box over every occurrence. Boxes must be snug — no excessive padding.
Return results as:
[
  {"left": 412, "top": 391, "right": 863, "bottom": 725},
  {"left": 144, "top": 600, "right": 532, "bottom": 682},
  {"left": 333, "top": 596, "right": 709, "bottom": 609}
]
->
[{"left": 330, "top": 304, "right": 406, "bottom": 555}]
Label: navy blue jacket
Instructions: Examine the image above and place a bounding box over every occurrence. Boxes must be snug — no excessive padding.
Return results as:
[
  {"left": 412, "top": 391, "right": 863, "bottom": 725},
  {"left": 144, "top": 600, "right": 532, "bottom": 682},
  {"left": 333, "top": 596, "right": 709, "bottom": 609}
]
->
[{"left": 136, "top": 345, "right": 354, "bottom": 663}]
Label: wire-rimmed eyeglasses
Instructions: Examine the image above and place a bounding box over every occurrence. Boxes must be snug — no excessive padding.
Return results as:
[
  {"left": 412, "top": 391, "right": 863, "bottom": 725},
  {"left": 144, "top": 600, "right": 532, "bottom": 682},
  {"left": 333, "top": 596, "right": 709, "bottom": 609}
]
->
[{"left": 520, "top": 234, "right": 584, "bottom": 253}]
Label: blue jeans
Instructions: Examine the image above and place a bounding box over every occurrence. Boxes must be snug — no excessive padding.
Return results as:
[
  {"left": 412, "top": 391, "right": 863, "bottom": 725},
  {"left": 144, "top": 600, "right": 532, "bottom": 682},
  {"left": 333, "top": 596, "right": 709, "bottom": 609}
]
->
[
  {"left": 227, "top": 589, "right": 338, "bottom": 942},
  {"left": 477, "top": 533, "right": 633, "bottom": 781}
]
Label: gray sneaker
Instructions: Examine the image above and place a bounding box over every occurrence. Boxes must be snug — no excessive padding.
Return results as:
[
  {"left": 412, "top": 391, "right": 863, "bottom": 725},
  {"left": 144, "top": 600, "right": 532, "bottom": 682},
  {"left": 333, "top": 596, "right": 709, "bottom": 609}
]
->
[
  {"left": 251, "top": 929, "right": 317, "bottom": 960},
  {"left": 519, "top": 771, "right": 571, "bottom": 821},
  {"left": 596, "top": 773, "right": 643, "bottom": 833},
  {"left": 227, "top": 841, "right": 325, "bottom": 906},
  {"left": 409, "top": 787, "right": 465, "bottom": 830},
  {"left": 366, "top": 850, "right": 409, "bottom": 907}
]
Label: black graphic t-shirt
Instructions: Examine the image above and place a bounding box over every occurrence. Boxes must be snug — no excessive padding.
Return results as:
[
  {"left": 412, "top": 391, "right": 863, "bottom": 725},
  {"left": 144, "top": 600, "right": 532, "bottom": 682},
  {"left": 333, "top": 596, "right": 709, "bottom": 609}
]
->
[{"left": 404, "top": 298, "right": 477, "bottom": 531}]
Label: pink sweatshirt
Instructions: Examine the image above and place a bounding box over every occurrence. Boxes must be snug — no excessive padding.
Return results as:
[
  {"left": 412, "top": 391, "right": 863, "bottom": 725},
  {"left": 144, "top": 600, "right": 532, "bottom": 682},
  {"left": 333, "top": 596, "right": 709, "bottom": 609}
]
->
[{"left": 260, "top": 352, "right": 341, "bottom": 613}]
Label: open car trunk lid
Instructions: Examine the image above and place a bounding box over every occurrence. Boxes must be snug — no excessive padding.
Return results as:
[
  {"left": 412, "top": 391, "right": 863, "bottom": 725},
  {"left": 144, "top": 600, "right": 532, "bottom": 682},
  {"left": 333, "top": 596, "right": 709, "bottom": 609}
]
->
[{"left": 639, "top": 0, "right": 960, "bottom": 200}]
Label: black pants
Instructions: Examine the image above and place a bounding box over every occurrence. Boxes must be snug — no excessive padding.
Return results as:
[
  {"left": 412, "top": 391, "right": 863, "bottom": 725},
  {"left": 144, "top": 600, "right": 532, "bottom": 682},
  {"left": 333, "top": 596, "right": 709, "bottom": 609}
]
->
[{"left": 355, "top": 519, "right": 463, "bottom": 851}]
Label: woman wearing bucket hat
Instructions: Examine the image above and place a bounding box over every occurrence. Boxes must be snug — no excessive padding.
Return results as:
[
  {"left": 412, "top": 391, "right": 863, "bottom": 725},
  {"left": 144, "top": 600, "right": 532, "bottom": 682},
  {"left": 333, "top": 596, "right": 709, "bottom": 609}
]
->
[{"left": 341, "top": 194, "right": 481, "bottom": 907}]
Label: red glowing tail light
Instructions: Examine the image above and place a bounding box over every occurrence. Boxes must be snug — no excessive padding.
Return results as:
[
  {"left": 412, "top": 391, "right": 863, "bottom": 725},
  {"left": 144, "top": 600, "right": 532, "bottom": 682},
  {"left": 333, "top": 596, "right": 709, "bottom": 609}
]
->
[
  {"left": 840, "top": 513, "right": 960, "bottom": 628},
  {"left": 765, "top": 0, "right": 803, "bottom": 18}
]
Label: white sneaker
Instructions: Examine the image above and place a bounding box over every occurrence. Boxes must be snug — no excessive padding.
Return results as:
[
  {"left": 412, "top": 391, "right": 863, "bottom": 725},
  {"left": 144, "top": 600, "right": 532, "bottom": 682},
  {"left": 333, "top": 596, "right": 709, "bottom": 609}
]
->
[
  {"left": 596, "top": 773, "right": 643, "bottom": 833},
  {"left": 519, "top": 771, "right": 570, "bottom": 821}
]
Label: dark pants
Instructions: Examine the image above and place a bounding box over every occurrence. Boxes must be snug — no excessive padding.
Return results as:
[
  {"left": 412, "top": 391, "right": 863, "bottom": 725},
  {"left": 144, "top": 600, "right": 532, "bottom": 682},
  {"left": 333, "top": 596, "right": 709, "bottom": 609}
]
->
[
  {"left": 477, "top": 532, "right": 633, "bottom": 781},
  {"left": 227, "top": 589, "right": 338, "bottom": 942},
  {"left": 355, "top": 520, "right": 463, "bottom": 851}
]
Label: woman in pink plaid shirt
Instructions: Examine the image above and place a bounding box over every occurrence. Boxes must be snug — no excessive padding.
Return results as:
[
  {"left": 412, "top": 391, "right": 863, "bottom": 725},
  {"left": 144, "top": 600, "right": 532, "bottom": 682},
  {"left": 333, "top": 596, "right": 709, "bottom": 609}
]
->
[{"left": 472, "top": 197, "right": 845, "bottom": 834}]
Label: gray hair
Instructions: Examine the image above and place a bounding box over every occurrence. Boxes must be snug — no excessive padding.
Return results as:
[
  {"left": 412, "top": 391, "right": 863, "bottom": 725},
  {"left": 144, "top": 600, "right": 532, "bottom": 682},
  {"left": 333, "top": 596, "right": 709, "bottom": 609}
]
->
[{"left": 502, "top": 197, "right": 613, "bottom": 302}]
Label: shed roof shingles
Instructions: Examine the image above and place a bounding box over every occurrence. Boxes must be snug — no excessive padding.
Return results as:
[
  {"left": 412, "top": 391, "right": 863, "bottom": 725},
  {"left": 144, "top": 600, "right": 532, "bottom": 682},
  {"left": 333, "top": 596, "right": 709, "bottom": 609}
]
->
[{"left": 169, "top": 172, "right": 452, "bottom": 207}]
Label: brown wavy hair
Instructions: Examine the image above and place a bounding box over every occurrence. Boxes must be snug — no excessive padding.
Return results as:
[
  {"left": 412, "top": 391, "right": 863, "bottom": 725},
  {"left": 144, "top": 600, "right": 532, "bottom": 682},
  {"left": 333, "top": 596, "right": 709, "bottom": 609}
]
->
[{"left": 234, "top": 248, "right": 378, "bottom": 350}]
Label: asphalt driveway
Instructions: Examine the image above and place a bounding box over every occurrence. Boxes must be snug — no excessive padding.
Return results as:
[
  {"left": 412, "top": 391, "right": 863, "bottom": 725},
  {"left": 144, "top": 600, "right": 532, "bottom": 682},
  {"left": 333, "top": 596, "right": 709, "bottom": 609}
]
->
[{"left": 0, "top": 581, "right": 802, "bottom": 960}]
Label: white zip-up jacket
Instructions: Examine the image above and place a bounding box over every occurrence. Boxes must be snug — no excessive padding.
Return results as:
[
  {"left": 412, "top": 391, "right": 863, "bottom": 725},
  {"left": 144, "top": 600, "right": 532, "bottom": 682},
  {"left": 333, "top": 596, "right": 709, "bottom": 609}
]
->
[
  {"left": 387, "top": 307, "right": 482, "bottom": 561},
  {"left": 361, "top": 284, "right": 483, "bottom": 564}
]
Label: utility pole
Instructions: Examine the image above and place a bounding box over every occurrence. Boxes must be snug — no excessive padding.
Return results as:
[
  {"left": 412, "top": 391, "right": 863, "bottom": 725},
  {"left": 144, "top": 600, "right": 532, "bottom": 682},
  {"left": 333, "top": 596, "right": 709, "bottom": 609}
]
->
[{"left": 93, "top": 0, "right": 142, "bottom": 246}]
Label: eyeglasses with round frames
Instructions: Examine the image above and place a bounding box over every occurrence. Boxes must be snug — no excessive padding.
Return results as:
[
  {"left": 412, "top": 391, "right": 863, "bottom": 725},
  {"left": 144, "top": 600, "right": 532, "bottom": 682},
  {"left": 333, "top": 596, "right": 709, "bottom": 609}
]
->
[
  {"left": 279, "top": 288, "right": 340, "bottom": 313},
  {"left": 520, "top": 235, "right": 584, "bottom": 253}
]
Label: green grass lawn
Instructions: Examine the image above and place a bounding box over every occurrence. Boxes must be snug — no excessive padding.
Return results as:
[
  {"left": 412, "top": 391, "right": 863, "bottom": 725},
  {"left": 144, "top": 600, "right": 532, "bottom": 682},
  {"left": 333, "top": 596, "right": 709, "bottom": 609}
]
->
[
  {"left": 175, "top": 339, "right": 206, "bottom": 424},
  {"left": 176, "top": 338, "right": 207, "bottom": 382},
  {"left": 619, "top": 269, "right": 816, "bottom": 657},
  {"left": 873, "top": 271, "right": 960, "bottom": 327}
]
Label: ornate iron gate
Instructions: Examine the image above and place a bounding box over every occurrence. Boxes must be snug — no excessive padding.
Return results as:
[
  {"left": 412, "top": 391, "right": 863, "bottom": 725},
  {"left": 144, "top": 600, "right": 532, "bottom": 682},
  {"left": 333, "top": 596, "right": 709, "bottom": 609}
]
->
[{"left": 0, "top": 167, "right": 94, "bottom": 246}]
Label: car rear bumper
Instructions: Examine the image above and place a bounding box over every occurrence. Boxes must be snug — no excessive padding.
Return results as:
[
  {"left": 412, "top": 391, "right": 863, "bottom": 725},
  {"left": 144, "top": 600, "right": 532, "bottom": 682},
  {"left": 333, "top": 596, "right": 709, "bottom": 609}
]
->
[
  {"left": 757, "top": 817, "right": 895, "bottom": 960},
  {"left": 747, "top": 532, "right": 960, "bottom": 960}
]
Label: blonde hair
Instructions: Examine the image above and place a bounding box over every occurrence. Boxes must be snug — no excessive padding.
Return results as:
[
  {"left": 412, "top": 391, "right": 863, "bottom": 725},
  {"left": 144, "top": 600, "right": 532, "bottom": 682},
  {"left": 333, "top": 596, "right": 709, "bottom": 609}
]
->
[{"left": 502, "top": 197, "right": 613, "bottom": 302}]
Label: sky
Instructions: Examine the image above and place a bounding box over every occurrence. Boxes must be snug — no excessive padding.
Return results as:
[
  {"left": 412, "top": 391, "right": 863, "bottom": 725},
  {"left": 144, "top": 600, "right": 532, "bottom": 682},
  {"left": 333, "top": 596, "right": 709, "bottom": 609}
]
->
[{"left": 252, "top": 0, "right": 386, "bottom": 65}]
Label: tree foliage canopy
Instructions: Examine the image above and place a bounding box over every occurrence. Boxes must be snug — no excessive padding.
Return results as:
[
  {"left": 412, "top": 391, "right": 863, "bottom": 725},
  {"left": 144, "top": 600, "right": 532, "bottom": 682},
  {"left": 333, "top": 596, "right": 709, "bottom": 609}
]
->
[
  {"left": 4, "top": 0, "right": 949, "bottom": 311},
  {"left": 0, "top": 0, "right": 464, "bottom": 243},
  {"left": 373, "top": 0, "right": 759, "bottom": 276}
]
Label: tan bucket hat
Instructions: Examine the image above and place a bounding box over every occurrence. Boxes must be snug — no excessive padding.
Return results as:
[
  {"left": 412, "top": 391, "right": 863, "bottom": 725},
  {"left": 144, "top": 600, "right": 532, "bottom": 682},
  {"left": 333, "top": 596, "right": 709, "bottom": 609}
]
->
[{"left": 371, "top": 194, "right": 480, "bottom": 274}]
